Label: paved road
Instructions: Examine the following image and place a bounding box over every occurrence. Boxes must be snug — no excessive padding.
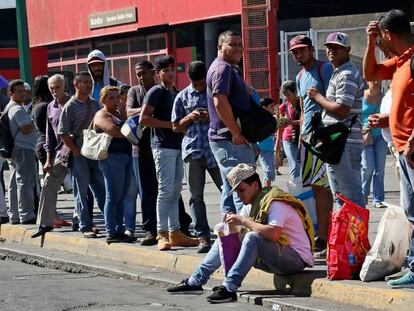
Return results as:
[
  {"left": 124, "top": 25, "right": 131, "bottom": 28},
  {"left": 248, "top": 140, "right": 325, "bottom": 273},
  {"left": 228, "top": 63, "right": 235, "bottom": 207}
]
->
[{"left": 0, "top": 260, "right": 266, "bottom": 311}]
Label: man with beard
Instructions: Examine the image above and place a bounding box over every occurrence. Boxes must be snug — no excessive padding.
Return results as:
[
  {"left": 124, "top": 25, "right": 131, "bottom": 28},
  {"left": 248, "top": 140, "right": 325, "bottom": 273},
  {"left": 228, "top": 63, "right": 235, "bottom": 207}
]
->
[{"left": 86, "top": 50, "right": 121, "bottom": 102}]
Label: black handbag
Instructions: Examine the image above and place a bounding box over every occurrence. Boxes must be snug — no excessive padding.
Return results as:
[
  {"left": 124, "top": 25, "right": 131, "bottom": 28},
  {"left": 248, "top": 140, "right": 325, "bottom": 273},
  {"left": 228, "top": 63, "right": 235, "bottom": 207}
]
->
[
  {"left": 301, "top": 112, "right": 358, "bottom": 165},
  {"left": 233, "top": 98, "right": 277, "bottom": 143}
]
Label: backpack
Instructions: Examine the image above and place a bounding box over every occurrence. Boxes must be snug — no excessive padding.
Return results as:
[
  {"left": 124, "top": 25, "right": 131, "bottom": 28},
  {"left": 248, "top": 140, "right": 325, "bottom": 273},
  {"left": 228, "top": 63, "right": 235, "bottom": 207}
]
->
[
  {"left": 0, "top": 104, "right": 17, "bottom": 159},
  {"left": 297, "top": 60, "right": 326, "bottom": 91}
]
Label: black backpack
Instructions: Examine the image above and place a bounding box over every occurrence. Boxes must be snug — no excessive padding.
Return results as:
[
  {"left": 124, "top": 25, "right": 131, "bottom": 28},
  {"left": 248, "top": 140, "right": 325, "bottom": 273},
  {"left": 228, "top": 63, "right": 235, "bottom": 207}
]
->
[
  {"left": 0, "top": 106, "right": 15, "bottom": 159},
  {"left": 233, "top": 97, "right": 278, "bottom": 143}
]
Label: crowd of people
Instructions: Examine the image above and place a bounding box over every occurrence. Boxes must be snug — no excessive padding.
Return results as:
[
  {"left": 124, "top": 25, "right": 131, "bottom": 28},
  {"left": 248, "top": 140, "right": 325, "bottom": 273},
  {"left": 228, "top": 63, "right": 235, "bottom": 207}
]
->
[{"left": 0, "top": 8, "right": 413, "bottom": 303}]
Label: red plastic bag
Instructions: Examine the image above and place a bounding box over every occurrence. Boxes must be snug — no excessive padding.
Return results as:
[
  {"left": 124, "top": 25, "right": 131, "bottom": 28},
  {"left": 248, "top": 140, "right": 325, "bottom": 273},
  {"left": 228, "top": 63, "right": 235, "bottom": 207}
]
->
[{"left": 327, "top": 193, "right": 371, "bottom": 280}]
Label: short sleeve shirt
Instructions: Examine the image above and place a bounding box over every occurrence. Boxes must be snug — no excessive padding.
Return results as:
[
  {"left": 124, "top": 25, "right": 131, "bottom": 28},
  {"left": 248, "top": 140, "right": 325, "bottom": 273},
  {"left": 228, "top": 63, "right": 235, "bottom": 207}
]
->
[
  {"left": 126, "top": 85, "right": 151, "bottom": 154},
  {"left": 171, "top": 84, "right": 217, "bottom": 167},
  {"left": 143, "top": 84, "right": 183, "bottom": 150},
  {"left": 240, "top": 201, "right": 314, "bottom": 267},
  {"left": 376, "top": 47, "right": 414, "bottom": 152},
  {"left": 206, "top": 57, "right": 250, "bottom": 141},
  {"left": 7, "top": 101, "right": 37, "bottom": 151},
  {"left": 296, "top": 61, "right": 333, "bottom": 135},
  {"left": 58, "top": 96, "right": 100, "bottom": 148},
  {"left": 323, "top": 60, "right": 365, "bottom": 144}
]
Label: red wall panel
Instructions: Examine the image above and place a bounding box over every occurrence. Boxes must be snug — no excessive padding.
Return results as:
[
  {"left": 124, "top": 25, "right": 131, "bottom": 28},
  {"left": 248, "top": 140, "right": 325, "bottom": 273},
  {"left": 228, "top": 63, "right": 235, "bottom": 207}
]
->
[{"left": 26, "top": 0, "right": 241, "bottom": 47}]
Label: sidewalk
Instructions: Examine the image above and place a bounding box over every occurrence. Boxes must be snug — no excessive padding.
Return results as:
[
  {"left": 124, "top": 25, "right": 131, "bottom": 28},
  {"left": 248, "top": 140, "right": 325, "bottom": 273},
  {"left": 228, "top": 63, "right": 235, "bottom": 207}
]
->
[{"left": 0, "top": 155, "right": 412, "bottom": 310}]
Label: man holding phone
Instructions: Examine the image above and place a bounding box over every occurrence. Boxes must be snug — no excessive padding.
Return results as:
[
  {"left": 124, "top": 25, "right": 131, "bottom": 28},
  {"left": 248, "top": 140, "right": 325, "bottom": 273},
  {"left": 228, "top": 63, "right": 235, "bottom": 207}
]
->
[
  {"left": 363, "top": 9, "right": 414, "bottom": 289},
  {"left": 172, "top": 61, "right": 223, "bottom": 253}
]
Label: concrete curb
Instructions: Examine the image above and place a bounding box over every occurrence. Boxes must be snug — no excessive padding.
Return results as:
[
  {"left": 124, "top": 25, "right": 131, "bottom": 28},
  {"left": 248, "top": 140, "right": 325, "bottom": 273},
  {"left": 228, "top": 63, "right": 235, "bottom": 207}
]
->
[{"left": 1, "top": 224, "right": 414, "bottom": 310}]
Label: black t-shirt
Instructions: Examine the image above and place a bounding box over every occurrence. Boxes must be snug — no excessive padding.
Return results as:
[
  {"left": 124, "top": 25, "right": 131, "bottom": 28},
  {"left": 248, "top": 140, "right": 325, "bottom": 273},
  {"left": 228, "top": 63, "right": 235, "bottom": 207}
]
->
[
  {"left": 143, "top": 85, "right": 183, "bottom": 150},
  {"left": 32, "top": 101, "right": 49, "bottom": 146},
  {"left": 126, "top": 85, "right": 150, "bottom": 154}
]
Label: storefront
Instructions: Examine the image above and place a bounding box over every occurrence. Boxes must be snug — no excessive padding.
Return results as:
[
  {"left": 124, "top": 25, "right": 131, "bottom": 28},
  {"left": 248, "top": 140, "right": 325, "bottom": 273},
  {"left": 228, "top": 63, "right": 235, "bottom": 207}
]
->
[{"left": 26, "top": 0, "right": 278, "bottom": 98}]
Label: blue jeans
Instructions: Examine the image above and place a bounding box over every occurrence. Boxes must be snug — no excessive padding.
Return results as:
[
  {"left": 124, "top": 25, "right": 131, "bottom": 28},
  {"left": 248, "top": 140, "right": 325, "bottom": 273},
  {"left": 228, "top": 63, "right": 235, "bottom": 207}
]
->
[
  {"left": 190, "top": 232, "right": 305, "bottom": 292},
  {"left": 99, "top": 152, "right": 133, "bottom": 236},
  {"left": 258, "top": 151, "right": 275, "bottom": 182},
  {"left": 398, "top": 154, "right": 414, "bottom": 273},
  {"left": 283, "top": 140, "right": 300, "bottom": 180},
  {"left": 210, "top": 141, "right": 255, "bottom": 214},
  {"left": 361, "top": 135, "right": 387, "bottom": 203},
  {"left": 123, "top": 157, "right": 138, "bottom": 231},
  {"left": 326, "top": 142, "right": 366, "bottom": 208},
  {"left": 71, "top": 155, "right": 106, "bottom": 232},
  {"left": 8, "top": 149, "right": 37, "bottom": 222},
  {"left": 152, "top": 148, "right": 184, "bottom": 233}
]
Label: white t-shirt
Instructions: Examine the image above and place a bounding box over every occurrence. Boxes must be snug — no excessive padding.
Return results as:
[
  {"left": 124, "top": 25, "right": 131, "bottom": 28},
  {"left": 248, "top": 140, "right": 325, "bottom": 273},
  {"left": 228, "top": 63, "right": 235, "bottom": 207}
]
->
[
  {"left": 379, "top": 89, "right": 393, "bottom": 146},
  {"left": 240, "top": 201, "right": 314, "bottom": 267}
]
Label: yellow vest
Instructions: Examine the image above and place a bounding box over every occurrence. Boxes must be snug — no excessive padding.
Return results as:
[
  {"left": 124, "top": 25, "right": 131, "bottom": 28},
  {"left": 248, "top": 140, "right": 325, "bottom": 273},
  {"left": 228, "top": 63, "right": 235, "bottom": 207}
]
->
[{"left": 249, "top": 186, "right": 315, "bottom": 253}]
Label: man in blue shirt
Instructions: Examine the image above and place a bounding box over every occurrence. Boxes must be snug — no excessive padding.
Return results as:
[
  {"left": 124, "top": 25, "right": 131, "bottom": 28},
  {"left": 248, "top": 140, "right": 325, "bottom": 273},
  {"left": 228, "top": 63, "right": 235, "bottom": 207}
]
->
[
  {"left": 172, "top": 61, "right": 223, "bottom": 253},
  {"left": 289, "top": 35, "right": 334, "bottom": 257}
]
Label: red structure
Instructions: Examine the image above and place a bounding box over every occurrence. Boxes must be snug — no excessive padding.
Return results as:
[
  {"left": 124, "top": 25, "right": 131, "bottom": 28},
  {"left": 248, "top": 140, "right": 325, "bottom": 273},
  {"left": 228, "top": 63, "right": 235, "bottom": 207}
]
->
[
  {"left": 0, "top": 48, "right": 48, "bottom": 81},
  {"left": 25, "top": 0, "right": 279, "bottom": 97}
]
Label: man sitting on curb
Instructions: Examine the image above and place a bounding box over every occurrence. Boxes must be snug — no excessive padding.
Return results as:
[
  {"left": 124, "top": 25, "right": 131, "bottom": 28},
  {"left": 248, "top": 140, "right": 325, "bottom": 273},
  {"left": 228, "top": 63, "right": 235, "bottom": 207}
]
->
[{"left": 167, "top": 163, "right": 314, "bottom": 303}]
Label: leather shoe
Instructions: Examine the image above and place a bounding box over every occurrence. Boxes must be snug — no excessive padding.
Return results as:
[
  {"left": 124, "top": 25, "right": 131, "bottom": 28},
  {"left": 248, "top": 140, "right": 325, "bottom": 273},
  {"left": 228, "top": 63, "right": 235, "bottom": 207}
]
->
[
  {"left": 21, "top": 217, "right": 37, "bottom": 225},
  {"left": 31, "top": 225, "right": 53, "bottom": 238}
]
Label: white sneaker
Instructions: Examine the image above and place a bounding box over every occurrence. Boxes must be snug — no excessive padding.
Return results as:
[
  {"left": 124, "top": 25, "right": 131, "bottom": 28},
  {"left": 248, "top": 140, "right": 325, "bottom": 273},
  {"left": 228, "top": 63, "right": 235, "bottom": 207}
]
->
[{"left": 124, "top": 229, "right": 135, "bottom": 238}]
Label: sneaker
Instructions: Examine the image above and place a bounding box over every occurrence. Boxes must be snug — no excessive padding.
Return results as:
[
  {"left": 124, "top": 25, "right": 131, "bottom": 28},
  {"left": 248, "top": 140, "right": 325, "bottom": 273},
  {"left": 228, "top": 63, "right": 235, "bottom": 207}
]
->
[
  {"left": 106, "top": 235, "right": 119, "bottom": 244},
  {"left": 91, "top": 226, "right": 100, "bottom": 234},
  {"left": 206, "top": 285, "right": 237, "bottom": 304},
  {"left": 198, "top": 237, "right": 211, "bottom": 254},
  {"left": 373, "top": 202, "right": 387, "bottom": 208},
  {"left": 82, "top": 230, "right": 97, "bottom": 239},
  {"left": 140, "top": 231, "right": 157, "bottom": 246},
  {"left": 314, "top": 237, "right": 327, "bottom": 253},
  {"left": 124, "top": 229, "right": 135, "bottom": 238},
  {"left": 167, "top": 279, "right": 203, "bottom": 294},
  {"left": 314, "top": 248, "right": 327, "bottom": 259},
  {"left": 388, "top": 271, "right": 414, "bottom": 289},
  {"left": 21, "top": 217, "right": 37, "bottom": 225},
  {"left": 116, "top": 232, "right": 135, "bottom": 243}
]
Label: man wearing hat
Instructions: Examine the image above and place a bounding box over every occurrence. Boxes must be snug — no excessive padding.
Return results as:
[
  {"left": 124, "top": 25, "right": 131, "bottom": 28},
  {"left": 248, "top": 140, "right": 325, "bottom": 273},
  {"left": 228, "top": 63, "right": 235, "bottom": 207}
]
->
[
  {"left": 288, "top": 35, "right": 334, "bottom": 257},
  {"left": 167, "top": 163, "right": 314, "bottom": 304},
  {"left": 307, "top": 32, "right": 366, "bottom": 209},
  {"left": 86, "top": 49, "right": 121, "bottom": 102}
]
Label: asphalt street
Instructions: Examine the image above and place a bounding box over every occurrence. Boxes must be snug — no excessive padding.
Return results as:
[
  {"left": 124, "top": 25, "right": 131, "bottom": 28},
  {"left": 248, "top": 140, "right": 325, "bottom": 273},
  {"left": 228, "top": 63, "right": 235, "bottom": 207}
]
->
[{"left": 0, "top": 259, "right": 266, "bottom": 311}]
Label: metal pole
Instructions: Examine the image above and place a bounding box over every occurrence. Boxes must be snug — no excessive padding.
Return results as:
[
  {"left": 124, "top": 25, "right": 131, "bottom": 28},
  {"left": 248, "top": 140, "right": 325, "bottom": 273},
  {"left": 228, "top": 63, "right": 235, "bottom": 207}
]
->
[{"left": 16, "top": 0, "right": 32, "bottom": 86}]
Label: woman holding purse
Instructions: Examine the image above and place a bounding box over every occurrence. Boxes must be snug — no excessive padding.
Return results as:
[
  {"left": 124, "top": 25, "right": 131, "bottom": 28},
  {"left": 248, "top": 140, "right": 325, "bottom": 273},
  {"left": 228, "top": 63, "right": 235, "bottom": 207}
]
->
[
  {"left": 94, "top": 86, "right": 134, "bottom": 243},
  {"left": 361, "top": 81, "right": 387, "bottom": 208}
]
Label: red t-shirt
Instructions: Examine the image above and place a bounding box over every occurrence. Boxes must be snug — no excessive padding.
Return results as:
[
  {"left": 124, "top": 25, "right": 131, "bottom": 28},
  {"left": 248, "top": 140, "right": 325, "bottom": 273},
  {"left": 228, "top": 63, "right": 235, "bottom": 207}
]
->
[
  {"left": 279, "top": 101, "right": 299, "bottom": 142},
  {"left": 376, "top": 46, "right": 414, "bottom": 152}
]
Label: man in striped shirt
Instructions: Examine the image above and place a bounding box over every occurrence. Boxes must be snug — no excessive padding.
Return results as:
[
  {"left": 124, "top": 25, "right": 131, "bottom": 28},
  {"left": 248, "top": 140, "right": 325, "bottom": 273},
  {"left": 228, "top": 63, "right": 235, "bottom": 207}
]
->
[{"left": 307, "top": 32, "right": 366, "bottom": 208}]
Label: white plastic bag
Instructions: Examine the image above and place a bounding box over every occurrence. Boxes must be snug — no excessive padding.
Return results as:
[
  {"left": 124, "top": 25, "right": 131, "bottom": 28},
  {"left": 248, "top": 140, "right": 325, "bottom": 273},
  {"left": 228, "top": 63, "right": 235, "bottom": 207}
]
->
[
  {"left": 360, "top": 203, "right": 411, "bottom": 282},
  {"left": 287, "top": 177, "right": 318, "bottom": 232}
]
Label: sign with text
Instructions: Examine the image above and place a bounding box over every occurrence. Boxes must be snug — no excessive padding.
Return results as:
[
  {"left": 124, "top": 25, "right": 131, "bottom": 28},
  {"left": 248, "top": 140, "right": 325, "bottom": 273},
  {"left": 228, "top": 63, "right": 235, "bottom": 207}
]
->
[{"left": 89, "top": 7, "right": 137, "bottom": 30}]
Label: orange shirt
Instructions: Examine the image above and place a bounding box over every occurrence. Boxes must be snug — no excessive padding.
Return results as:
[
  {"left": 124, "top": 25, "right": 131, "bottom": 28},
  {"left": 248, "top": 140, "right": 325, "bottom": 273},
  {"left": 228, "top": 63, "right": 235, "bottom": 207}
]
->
[{"left": 377, "top": 46, "right": 414, "bottom": 152}]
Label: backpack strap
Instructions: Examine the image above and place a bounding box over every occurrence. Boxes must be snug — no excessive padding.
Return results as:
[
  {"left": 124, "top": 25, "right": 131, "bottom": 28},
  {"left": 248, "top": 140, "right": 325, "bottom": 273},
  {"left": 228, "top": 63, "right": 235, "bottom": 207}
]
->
[
  {"left": 411, "top": 52, "right": 414, "bottom": 80},
  {"left": 316, "top": 60, "right": 326, "bottom": 91}
]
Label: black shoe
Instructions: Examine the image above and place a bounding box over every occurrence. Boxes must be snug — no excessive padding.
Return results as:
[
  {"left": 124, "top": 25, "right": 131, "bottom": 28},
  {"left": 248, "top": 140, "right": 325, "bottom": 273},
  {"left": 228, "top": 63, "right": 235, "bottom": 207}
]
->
[
  {"left": 0, "top": 216, "right": 9, "bottom": 224},
  {"left": 314, "top": 237, "right": 327, "bottom": 253},
  {"left": 206, "top": 285, "right": 237, "bottom": 303},
  {"left": 10, "top": 220, "right": 20, "bottom": 225},
  {"left": 72, "top": 222, "right": 79, "bottom": 232},
  {"left": 106, "top": 235, "right": 119, "bottom": 244},
  {"left": 167, "top": 279, "right": 203, "bottom": 294},
  {"left": 116, "top": 232, "right": 135, "bottom": 243},
  {"left": 31, "top": 225, "right": 53, "bottom": 238},
  {"left": 197, "top": 237, "right": 211, "bottom": 254},
  {"left": 140, "top": 231, "right": 157, "bottom": 246},
  {"left": 21, "top": 217, "right": 37, "bottom": 225}
]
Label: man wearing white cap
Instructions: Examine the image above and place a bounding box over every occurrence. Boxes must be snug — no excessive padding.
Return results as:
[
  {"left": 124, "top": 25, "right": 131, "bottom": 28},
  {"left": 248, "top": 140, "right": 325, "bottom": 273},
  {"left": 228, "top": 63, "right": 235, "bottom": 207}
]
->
[
  {"left": 307, "top": 32, "right": 366, "bottom": 208},
  {"left": 166, "top": 163, "right": 314, "bottom": 304}
]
